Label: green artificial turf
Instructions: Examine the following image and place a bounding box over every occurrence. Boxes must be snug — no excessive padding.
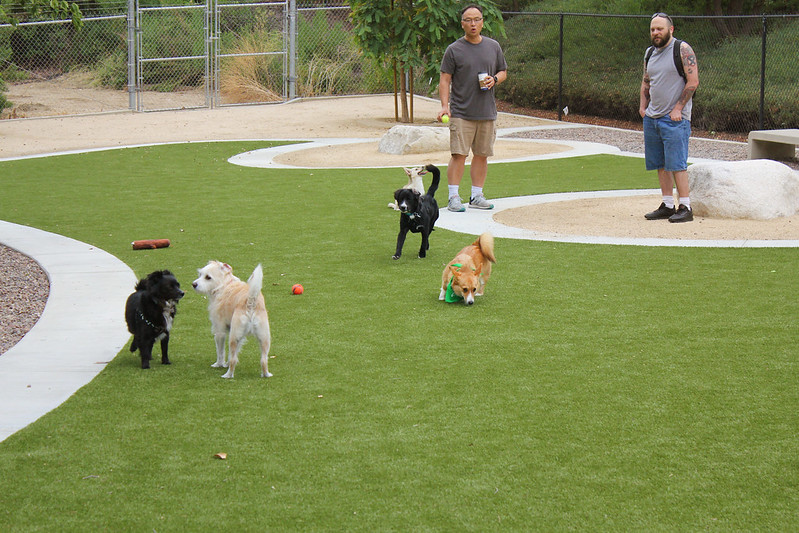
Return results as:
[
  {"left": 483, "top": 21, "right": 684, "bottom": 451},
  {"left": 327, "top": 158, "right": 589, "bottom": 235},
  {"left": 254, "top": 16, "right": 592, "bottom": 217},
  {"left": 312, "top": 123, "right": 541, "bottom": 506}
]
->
[{"left": 0, "top": 142, "right": 797, "bottom": 531}]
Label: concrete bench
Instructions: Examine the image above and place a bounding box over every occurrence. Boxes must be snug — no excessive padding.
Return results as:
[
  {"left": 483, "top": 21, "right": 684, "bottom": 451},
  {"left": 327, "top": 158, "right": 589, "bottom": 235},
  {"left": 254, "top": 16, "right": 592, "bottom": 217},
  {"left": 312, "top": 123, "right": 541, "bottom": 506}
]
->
[{"left": 748, "top": 128, "right": 799, "bottom": 160}]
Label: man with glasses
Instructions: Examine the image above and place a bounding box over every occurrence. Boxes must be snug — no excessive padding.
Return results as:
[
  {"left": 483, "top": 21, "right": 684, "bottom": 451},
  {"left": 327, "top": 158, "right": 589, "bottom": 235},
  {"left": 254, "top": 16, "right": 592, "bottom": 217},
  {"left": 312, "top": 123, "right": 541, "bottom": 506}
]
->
[
  {"left": 438, "top": 4, "right": 508, "bottom": 212},
  {"left": 640, "top": 12, "right": 700, "bottom": 223}
]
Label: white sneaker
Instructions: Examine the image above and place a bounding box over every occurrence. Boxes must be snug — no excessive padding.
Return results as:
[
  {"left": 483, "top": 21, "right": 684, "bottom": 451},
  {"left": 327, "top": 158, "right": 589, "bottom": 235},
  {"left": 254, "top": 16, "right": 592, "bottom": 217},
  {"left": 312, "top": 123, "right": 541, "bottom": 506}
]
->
[
  {"left": 469, "top": 194, "right": 494, "bottom": 210},
  {"left": 447, "top": 196, "right": 466, "bottom": 212}
]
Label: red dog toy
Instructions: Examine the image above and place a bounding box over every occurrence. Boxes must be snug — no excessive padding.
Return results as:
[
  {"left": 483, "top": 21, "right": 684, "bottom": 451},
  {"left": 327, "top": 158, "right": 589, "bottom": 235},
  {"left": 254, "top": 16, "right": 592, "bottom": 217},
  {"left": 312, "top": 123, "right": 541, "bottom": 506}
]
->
[{"left": 132, "top": 239, "right": 171, "bottom": 250}]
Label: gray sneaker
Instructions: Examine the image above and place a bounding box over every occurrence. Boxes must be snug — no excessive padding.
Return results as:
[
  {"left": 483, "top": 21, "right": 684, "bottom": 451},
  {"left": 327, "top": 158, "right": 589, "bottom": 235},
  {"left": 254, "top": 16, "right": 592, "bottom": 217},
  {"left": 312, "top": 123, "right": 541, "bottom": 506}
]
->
[
  {"left": 447, "top": 196, "right": 466, "bottom": 212},
  {"left": 469, "top": 194, "right": 494, "bottom": 210}
]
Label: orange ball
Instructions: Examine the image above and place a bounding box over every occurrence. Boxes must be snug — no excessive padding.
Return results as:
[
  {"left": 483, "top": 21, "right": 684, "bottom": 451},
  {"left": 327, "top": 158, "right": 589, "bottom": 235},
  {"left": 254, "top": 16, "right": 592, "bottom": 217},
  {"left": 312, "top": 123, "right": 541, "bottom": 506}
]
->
[{"left": 291, "top": 284, "right": 304, "bottom": 295}]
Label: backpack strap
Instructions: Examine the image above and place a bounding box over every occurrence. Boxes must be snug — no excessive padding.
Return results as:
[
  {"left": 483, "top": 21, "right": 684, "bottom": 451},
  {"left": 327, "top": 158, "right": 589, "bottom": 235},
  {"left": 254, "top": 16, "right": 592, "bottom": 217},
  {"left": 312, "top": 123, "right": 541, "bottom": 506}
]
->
[
  {"left": 645, "top": 45, "right": 654, "bottom": 64},
  {"left": 672, "top": 38, "right": 686, "bottom": 82},
  {"left": 645, "top": 39, "right": 687, "bottom": 83}
]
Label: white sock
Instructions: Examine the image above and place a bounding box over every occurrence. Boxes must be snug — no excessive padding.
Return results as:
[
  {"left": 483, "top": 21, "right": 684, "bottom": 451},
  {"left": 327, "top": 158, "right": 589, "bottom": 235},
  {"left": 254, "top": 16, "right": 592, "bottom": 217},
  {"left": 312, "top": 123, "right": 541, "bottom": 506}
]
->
[
  {"left": 679, "top": 197, "right": 691, "bottom": 209},
  {"left": 448, "top": 185, "right": 460, "bottom": 199},
  {"left": 663, "top": 195, "right": 675, "bottom": 209},
  {"left": 471, "top": 186, "right": 483, "bottom": 199}
]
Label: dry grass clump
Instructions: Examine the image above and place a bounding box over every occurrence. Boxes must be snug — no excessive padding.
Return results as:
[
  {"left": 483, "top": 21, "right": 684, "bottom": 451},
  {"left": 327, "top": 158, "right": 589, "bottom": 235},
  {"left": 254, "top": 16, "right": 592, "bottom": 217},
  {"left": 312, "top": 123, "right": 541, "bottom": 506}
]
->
[{"left": 219, "top": 33, "right": 283, "bottom": 104}]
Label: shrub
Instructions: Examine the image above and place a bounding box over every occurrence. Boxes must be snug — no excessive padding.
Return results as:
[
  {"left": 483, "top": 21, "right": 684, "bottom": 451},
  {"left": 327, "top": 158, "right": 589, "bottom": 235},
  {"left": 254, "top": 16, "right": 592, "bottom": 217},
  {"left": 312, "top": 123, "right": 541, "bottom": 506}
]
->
[{"left": 498, "top": 11, "right": 799, "bottom": 133}]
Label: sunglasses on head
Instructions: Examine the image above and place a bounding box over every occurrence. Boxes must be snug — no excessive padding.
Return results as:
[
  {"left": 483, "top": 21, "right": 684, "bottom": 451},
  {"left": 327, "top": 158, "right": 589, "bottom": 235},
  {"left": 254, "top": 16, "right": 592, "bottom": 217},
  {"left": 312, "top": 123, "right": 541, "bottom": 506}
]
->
[{"left": 651, "top": 12, "right": 673, "bottom": 25}]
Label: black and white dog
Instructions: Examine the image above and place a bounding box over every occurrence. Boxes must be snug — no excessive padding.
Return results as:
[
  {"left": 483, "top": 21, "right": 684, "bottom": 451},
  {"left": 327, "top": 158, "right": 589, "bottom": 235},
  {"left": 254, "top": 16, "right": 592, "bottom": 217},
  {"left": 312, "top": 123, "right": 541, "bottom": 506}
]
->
[
  {"left": 125, "top": 270, "right": 184, "bottom": 369},
  {"left": 392, "top": 164, "right": 440, "bottom": 260}
]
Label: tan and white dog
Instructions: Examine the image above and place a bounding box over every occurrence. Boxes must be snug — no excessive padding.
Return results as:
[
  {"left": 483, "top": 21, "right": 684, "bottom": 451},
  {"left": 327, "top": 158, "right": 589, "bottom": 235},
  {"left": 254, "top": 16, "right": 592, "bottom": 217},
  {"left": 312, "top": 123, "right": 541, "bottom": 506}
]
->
[
  {"left": 192, "top": 261, "right": 272, "bottom": 378},
  {"left": 439, "top": 232, "right": 496, "bottom": 305},
  {"left": 388, "top": 165, "right": 428, "bottom": 210}
]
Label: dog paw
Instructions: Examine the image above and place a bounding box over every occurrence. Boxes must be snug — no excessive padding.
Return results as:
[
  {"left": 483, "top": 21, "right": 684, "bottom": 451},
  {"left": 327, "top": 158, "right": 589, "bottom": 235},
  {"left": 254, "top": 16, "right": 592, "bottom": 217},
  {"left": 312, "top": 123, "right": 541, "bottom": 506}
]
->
[
  {"left": 392, "top": 255, "right": 401, "bottom": 260},
  {"left": 261, "top": 371, "right": 273, "bottom": 378},
  {"left": 439, "top": 288, "right": 446, "bottom": 300},
  {"left": 211, "top": 362, "right": 227, "bottom": 368},
  {"left": 221, "top": 372, "right": 234, "bottom": 379}
]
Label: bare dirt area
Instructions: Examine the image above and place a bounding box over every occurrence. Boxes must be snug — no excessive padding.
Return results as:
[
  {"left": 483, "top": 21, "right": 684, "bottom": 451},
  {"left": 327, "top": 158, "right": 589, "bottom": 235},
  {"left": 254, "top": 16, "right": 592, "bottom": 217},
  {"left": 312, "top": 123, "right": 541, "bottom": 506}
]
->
[
  {"left": 0, "top": 71, "right": 204, "bottom": 119},
  {"left": 495, "top": 195, "right": 799, "bottom": 241}
]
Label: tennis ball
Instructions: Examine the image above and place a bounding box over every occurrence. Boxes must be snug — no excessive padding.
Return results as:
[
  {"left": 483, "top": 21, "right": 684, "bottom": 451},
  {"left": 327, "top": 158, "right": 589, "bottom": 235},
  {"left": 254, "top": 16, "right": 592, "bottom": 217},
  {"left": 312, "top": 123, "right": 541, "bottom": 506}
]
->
[
  {"left": 291, "top": 284, "right": 304, "bottom": 295},
  {"left": 441, "top": 114, "right": 450, "bottom": 124}
]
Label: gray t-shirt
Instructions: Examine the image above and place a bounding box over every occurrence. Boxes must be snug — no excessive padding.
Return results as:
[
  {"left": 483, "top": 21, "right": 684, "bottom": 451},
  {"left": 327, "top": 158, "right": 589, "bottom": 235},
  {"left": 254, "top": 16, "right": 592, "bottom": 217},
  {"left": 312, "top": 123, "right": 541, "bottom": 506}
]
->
[
  {"left": 645, "top": 37, "right": 692, "bottom": 121},
  {"left": 441, "top": 36, "right": 507, "bottom": 121}
]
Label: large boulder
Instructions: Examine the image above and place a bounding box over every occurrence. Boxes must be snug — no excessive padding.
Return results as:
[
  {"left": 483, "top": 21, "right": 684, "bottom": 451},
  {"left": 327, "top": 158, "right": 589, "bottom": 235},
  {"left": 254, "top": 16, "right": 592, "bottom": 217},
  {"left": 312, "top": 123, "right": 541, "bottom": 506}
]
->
[
  {"left": 378, "top": 125, "right": 449, "bottom": 155},
  {"left": 688, "top": 160, "right": 799, "bottom": 220}
]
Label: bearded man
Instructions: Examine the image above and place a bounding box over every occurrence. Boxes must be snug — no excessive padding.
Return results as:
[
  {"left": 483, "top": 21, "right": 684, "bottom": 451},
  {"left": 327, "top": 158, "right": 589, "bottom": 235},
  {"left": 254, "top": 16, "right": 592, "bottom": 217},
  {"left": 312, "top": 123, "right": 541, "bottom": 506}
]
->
[{"left": 639, "top": 12, "right": 700, "bottom": 223}]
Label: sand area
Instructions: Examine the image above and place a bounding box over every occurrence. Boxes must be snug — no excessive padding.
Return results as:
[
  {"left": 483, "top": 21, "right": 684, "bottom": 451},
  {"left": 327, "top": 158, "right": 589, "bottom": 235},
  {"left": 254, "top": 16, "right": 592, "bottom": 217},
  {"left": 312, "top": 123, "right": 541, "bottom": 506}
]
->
[{"left": 1, "top": 90, "right": 797, "bottom": 241}]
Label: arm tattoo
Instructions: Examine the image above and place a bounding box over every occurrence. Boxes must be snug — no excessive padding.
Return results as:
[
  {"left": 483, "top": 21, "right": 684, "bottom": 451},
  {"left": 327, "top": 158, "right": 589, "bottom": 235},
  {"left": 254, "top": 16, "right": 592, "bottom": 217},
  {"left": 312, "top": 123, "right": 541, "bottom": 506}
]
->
[
  {"left": 677, "top": 87, "right": 696, "bottom": 106},
  {"left": 681, "top": 44, "right": 698, "bottom": 74}
]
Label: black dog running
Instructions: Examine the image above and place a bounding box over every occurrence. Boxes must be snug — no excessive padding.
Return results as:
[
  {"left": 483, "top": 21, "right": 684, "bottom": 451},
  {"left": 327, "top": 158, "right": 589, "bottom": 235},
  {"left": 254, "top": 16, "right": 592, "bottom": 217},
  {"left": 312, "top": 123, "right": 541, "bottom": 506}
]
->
[{"left": 392, "top": 164, "right": 440, "bottom": 260}]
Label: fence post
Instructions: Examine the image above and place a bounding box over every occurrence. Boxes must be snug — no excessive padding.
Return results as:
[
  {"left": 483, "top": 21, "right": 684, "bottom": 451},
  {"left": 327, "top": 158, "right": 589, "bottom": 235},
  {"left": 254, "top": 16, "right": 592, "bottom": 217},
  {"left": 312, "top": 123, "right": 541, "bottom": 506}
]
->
[
  {"left": 127, "top": 0, "right": 136, "bottom": 110},
  {"left": 288, "top": 0, "right": 296, "bottom": 100},
  {"left": 759, "top": 14, "right": 767, "bottom": 130},
  {"left": 557, "top": 13, "right": 564, "bottom": 121}
]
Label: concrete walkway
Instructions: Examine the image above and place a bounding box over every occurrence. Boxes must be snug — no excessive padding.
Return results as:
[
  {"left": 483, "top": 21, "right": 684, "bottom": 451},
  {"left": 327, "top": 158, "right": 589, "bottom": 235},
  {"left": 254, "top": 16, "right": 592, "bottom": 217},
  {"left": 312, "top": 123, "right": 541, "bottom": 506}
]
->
[{"left": 0, "top": 221, "right": 136, "bottom": 442}]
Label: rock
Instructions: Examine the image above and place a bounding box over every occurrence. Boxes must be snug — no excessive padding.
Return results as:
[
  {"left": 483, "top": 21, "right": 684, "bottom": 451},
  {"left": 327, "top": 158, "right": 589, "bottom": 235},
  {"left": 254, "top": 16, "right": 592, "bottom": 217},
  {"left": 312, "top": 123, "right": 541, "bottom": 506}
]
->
[
  {"left": 688, "top": 160, "right": 799, "bottom": 220},
  {"left": 378, "top": 125, "right": 449, "bottom": 155}
]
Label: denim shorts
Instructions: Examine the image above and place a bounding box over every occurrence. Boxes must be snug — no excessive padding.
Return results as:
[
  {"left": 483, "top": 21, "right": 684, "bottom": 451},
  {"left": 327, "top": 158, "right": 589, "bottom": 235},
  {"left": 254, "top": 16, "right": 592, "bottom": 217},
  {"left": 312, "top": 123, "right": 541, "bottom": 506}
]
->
[{"left": 643, "top": 115, "right": 691, "bottom": 172}]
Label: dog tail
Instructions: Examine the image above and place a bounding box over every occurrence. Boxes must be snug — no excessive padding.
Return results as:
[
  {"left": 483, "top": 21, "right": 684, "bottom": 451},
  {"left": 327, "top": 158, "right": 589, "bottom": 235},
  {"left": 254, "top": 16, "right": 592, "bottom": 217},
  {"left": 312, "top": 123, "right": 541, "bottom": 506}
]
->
[
  {"left": 424, "top": 164, "right": 440, "bottom": 197},
  {"left": 474, "top": 232, "right": 497, "bottom": 263},
  {"left": 246, "top": 264, "right": 264, "bottom": 309}
]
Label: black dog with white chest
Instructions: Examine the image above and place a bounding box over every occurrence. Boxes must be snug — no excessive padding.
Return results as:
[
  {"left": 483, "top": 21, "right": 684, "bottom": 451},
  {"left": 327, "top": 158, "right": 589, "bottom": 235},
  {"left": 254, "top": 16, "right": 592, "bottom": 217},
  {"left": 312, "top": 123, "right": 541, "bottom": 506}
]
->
[
  {"left": 392, "top": 164, "right": 440, "bottom": 260},
  {"left": 125, "top": 270, "right": 184, "bottom": 369}
]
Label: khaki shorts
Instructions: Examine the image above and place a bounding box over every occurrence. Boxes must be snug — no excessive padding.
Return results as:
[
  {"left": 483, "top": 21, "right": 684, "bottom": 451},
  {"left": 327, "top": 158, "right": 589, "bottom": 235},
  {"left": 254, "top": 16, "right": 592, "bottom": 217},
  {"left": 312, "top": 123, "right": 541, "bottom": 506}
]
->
[{"left": 449, "top": 118, "right": 496, "bottom": 157}]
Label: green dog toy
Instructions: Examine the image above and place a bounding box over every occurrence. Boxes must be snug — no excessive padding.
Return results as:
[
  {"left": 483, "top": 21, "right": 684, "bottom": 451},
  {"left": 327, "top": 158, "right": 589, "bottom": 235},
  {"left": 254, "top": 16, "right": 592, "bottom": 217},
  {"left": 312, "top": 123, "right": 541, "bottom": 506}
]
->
[{"left": 445, "top": 263, "right": 464, "bottom": 302}]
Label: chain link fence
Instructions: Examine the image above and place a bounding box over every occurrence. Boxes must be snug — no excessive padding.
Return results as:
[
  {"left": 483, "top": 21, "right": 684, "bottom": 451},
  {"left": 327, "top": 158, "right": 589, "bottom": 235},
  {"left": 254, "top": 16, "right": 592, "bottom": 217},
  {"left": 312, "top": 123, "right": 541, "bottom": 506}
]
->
[
  {"left": 498, "top": 12, "right": 799, "bottom": 134},
  {"left": 1, "top": 6, "right": 797, "bottom": 135}
]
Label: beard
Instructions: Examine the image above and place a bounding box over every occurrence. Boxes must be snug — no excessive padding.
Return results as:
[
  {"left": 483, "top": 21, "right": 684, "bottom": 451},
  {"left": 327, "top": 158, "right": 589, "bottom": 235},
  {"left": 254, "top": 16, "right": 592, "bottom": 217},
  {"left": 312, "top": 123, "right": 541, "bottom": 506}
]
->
[{"left": 651, "top": 29, "right": 672, "bottom": 48}]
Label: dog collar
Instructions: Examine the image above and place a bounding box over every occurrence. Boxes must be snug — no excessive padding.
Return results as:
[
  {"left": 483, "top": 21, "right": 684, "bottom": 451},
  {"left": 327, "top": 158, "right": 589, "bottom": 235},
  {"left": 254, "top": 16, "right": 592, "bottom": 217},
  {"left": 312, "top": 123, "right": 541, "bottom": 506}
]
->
[
  {"left": 137, "top": 309, "right": 164, "bottom": 332},
  {"left": 445, "top": 263, "right": 464, "bottom": 302},
  {"left": 403, "top": 211, "right": 421, "bottom": 220}
]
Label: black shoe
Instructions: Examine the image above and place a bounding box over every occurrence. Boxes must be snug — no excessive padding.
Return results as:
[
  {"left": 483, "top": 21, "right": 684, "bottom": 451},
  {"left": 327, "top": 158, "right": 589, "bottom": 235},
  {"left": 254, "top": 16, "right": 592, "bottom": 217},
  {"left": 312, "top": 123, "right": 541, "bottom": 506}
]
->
[
  {"left": 669, "top": 204, "right": 693, "bottom": 223},
  {"left": 644, "top": 202, "right": 676, "bottom": 220}
]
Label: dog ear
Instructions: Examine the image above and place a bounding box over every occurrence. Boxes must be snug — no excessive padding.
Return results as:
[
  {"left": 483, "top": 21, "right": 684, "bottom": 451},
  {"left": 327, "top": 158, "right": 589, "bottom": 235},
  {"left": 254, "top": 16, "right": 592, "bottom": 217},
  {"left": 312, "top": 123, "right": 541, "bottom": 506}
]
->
[
  {"left": 222, "top": 263, "right": 232, "bottom": 273},
  {"left": 449, "top": 264, "right": 461, "bottom": 278},
  {"left": 403, "top": 167, "right": 411, "bottom": 177}
]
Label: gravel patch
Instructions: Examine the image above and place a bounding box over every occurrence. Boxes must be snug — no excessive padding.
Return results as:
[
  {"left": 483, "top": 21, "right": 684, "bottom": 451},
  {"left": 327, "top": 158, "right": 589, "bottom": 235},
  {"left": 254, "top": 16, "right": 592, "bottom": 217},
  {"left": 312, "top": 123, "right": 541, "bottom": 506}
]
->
[
  {"left": 0, "top": 244, "right": 49, "bottom": 355},
  {"left": 504, "top": 125, "right": 798, "bottom": 169}
]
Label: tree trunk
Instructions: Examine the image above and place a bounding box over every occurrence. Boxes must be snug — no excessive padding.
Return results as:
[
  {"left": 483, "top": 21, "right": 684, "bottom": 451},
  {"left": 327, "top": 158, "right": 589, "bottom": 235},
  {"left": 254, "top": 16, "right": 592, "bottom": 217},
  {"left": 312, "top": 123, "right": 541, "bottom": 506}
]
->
[
  {"left": 708, "top": 0, "right": 761, "bottom": 36},
  {"left": 399, "top": 63, "right": 410, "bottom": 123}
]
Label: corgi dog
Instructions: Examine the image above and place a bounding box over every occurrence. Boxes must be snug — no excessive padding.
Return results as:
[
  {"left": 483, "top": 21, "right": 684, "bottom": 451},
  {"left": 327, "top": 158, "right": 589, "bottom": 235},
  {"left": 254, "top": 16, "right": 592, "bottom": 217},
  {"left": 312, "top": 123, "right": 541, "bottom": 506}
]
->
[
  {"left": 439, "top": 232, "right": 496, "bottom": 305},
  {"left": 388, "top": 165, "right": 428, "bottom": 210},
  {"left": 192, "top": 261, "right": 271, "bottom": 379}
]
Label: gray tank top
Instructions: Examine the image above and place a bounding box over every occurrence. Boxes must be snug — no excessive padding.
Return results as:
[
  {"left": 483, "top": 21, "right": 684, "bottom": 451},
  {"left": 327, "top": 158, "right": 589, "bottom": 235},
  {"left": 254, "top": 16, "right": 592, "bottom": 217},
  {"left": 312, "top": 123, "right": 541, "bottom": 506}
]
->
[{"left": 645, "top": 38, "right": 692, "bottom": 121}]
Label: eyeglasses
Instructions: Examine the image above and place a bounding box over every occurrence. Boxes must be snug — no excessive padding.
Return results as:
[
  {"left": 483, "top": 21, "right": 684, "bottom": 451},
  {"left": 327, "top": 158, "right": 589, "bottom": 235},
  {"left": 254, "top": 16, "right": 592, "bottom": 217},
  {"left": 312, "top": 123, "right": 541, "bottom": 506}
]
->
[
  {"left": 462, "top": 17, "right": 483, "bottom": 24},
  {"left": 651, "top": 12, "right": 673, "bottom": 24}
]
